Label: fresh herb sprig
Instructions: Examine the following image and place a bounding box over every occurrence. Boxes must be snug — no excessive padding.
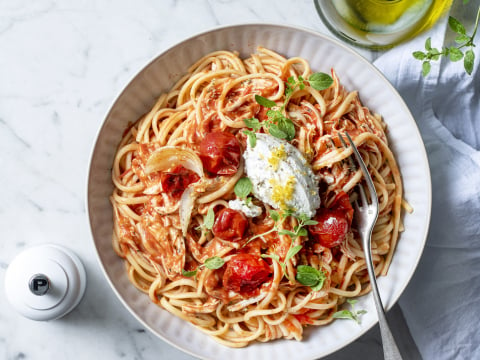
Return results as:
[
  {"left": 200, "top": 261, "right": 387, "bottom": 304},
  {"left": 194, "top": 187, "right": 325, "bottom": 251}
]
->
[
  {"left": 332, "top": 299, "right": 367, "bottom": 324},
  {"left": 277, "top": 212, "right": 319, "bottom": 241},
  {"left": 245, "top": 209, "right": 325, "bottom": 290},
  {"left": 182, "top": 256, "right": 225, "bottom": 277},
  {"left": 261, "top": 244, "right": 302, "bottom": 282},
  {"left": 413, "top": 5, "right": 480, "bottom": 76},
  {"left": 243, "top": 72, "right": 333, "bottom": 147}
]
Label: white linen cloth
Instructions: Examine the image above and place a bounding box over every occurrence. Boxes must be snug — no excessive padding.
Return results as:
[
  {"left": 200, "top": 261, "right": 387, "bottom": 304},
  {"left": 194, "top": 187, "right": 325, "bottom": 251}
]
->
[{"left": 373, "top": 2, "right": 480, "bottom": 359}]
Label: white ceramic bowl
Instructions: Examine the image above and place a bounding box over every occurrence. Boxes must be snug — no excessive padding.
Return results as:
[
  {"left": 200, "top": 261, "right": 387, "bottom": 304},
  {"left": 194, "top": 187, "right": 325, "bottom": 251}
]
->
[{"left": 87, "top": 24, "right": 431, "bottom": 360}]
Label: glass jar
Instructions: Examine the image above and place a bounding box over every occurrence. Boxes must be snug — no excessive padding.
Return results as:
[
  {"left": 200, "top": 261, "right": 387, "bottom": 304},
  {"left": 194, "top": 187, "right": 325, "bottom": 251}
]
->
[{"left": 314, "top": 0, "right": 453, "bottom": 50}]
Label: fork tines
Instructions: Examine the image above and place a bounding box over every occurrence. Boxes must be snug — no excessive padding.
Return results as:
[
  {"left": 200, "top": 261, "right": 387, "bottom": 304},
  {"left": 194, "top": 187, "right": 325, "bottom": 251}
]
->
[{"left": 339, "top": 132, "right": 378, "bottom": 208}]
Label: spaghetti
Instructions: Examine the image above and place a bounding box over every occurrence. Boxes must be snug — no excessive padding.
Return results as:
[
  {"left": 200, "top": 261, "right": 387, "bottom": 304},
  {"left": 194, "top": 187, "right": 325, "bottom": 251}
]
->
[{"left": 110, "top": 47, "right": 404, "bottom": 347}]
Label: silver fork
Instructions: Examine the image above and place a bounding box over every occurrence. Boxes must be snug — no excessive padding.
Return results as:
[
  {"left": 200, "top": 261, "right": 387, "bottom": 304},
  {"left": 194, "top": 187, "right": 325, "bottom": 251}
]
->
[{"left": 341, "top": 132, "right": 403, "bottom": 360}]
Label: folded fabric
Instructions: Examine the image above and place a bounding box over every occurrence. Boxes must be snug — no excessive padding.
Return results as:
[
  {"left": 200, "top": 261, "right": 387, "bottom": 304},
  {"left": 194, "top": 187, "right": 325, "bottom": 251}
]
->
[{"left": 373, "top": 2, "right": 480, "bottom": 359}]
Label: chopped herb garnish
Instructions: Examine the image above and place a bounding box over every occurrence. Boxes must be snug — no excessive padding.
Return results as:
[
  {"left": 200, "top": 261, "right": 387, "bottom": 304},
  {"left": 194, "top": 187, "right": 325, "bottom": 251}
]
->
[
  {"left": 243, "top": 72, "right": 333, "bottom": 146},
  {"left": 181, "top": 256, "right": 226, "bottom": 278},
  {"left": 332, "top": 299, "right": 368, "bottom": 324}
]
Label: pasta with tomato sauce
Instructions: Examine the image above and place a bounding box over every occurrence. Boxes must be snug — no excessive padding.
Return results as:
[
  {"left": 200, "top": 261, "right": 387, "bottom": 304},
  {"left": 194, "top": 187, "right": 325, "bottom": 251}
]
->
[{"left": 111, "top": 47, "right": 404, "bottom": 347}]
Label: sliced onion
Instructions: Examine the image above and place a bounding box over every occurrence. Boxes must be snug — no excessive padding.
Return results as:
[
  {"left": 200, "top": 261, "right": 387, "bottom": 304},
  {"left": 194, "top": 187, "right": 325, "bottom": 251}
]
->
[
  {"left": 145, "top": 146, "right": 204, "bottom": 178},
  {"left": 179, "top": 186, "right": 196, "bottom": 237}
]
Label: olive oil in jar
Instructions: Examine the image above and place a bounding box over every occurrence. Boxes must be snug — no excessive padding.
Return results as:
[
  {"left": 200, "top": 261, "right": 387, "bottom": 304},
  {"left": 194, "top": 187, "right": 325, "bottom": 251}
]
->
[{"left": 314, "top": 0, "right": 453, "bottom": 49}]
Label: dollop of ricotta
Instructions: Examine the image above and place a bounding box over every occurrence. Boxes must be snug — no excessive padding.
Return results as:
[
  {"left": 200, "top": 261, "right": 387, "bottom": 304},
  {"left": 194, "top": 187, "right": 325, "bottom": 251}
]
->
[
  {"left": 243, "top": 133, "right": 320, "bottom": 217},
  {"left": 228, "top": 198, "right": 263, "bottom": 218}
]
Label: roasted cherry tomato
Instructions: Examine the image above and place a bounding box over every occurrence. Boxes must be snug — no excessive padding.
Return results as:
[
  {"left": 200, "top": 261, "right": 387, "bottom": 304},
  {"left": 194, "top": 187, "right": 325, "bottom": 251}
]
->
[
  {"left": 330, "top": 190, "right": 354, "bottom": 224},
  {"left": 308, "top": 191, "right": 353, "bottom": 248},
  {"left": 222, "top": 253, "right": 272, "bottom": 295},
  {"left": 212, "top": 208, "right": 248, "bottom": 241},
  {"left": 308, "top": 209, "right": 349, "bottom": 248},
  {"left": 160, "top": 165, "right": 199, "bottom": 197},
  {"left": 199, "top": 132, "right": 241, "bottom": 175}
]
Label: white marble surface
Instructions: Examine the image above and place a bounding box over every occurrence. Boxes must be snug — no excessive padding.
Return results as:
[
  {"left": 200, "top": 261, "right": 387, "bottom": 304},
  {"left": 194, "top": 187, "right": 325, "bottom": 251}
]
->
[{"left": 0, "top": 1, "right": 419, "bottom": 359}]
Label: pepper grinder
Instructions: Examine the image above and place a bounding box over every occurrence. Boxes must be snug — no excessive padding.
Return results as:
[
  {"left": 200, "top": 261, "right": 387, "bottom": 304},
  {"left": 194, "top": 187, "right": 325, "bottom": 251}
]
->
[{"left": 5, "top": 244, "right": 87, "bottom": 321}]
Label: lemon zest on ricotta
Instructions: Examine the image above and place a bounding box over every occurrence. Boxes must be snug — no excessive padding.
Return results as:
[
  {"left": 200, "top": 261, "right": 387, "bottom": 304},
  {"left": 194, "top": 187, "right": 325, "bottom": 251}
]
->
[
  {"left": 269, "top": 175, "right": 296, "bottom": 210},
  {"left": 268, "top": 144, "right": 286, "bottom": 171}
]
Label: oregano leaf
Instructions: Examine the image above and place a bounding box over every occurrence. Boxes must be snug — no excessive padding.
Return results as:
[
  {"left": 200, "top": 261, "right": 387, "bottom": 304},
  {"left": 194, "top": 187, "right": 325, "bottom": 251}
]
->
[
  {"left": 204, "top": 256, "right": 225, "bottom": 270},
  {"left": 182, "top": 269, "right": 197, "bottom": 277},
  {"left": 234, "top": 177, "right": 253, "bottom": 199},
  {"left": 308, "top": 72, "right": 333, "bottom": 90},
  {"left": 255, "top": 95, "right": 277, "bottom": 108},
  {"left": 425, "top": 37, "right": 432, "bottom": 51},
  {"left": 422, "top": 61, "right": 431, "bottom": 77},
  {"left": 449, "top": 16, "right": 466, "bottom": 35},
  {"left": 243, "top": 117, "right": 262, "bottom": 130},
  {"left": 449, "top": 47, "right": 464, "bottom": 62},
  {"left": 455, "top": 34, "right": 470, "bottom": 44},
  {"left": 412, "top": 51, "right": 426, "bottom": 60},
  {"left": 286, "top": 245, "right": 303, "bottom": 261},
  {"left": 269, "top": 210, "right": 281, "bottom": 223},
  {"left": 204, "top": 207, "right": 215, "bottom": 230},
  {"left": 296, "top": 265, "right": 325, "bottom": 291},
  {"left": 268, "top": 124, "right": 287, "bottom": 139},
  {"left": 464, "top": 49, "right": 475, "bottom": 75}
]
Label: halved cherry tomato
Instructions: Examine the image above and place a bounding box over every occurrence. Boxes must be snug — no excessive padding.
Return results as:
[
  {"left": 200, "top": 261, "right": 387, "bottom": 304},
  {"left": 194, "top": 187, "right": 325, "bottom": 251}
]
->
[
  {"left": 199, "top": 132, "right": 241, "bottom": 175},
  {"left": 160, "top": 165, "right": 199, "bottom": 197},
  {"left": 330, "top": 190, "right": 354, "bottom": 224},
  {"left": 212, "top": 208, "right": 248, "bottom": 241},
  {"left": 308, "top": 191, "right": 353, "bottom": 248},
  {"left": 222, "top": 253, "right": 272, "bottom": 295}
]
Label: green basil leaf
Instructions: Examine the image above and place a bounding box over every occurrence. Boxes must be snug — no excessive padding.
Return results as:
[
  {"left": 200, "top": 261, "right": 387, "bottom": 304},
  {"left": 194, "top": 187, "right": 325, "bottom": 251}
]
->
[
  {"left": 243, "top": 117, "right": 262, "bottom": 130},
  {"left": 449, "top": 47, "right": 464, "bottom": 62},
  {"left": 346, "top": 299, "right": 358, "bottom": 305},
  {"left": 448, "top": 16, "right": 466, "bottom": 35},
  {"left": 268, "top": 124, "right": 287, "bottom": 139},
  {"left": 464, "top": 49, "right": 475, "bottom": 75},
  {"left": 234, "top": 177, "right": 253, "bottom": 199},
  {"left": 286, "top": 245, "right": 303, "bottom": 261},
  {"left": 204, "top": 256, "right": 225, "bottom": 270},
  {"left": 412, "top": 51, "right": 426, "bottom": 60},
  {"left": 255, "top": 94, "right": 277, "bottom": 108},
  {"left": 302, "top": 219, "right": 319, "bottom": 226},
  {"left": 308, "top": 72, "right": 333, "bottom": 90},
  {"left": 182, "top": 269, "right": 198, "bottom": 277}
]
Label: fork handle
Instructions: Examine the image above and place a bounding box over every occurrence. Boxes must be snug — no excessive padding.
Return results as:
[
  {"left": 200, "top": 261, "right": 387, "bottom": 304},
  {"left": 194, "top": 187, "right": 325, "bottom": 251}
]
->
[{"left": 366, "top": 250, "right": 403, "bottom": 360}]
